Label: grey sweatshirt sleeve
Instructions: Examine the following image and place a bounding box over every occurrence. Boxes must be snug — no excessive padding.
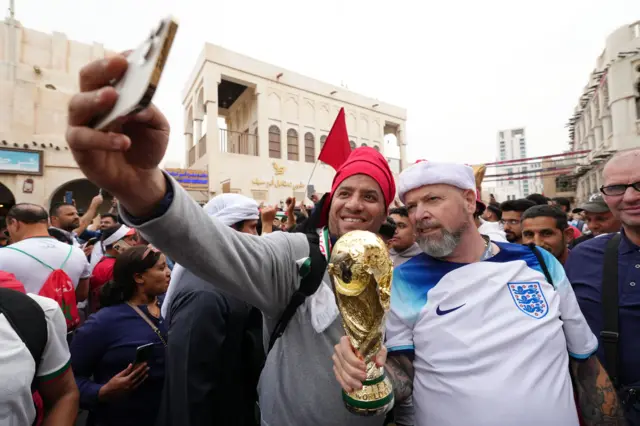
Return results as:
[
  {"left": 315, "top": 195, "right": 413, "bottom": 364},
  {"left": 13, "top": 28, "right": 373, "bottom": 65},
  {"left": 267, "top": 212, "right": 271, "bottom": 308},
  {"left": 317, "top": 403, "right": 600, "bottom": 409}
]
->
[{"left": 119, "top": 174, "right": 310, "bottom": 317}]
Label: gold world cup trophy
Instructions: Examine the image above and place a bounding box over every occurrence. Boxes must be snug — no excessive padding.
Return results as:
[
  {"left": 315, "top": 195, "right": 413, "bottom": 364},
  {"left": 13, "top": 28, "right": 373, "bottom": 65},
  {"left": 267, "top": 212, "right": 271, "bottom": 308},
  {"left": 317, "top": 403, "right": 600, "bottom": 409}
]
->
[{"left": 327, "top": 230, "right": 394, "bottom": 416}]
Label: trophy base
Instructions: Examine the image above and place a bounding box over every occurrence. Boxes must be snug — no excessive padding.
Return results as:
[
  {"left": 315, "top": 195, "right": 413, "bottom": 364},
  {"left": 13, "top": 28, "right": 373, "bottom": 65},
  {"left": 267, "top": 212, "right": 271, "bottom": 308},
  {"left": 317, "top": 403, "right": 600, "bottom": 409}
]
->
[{"left": 342, "top": 369, "right": 394, "bottom": 417}]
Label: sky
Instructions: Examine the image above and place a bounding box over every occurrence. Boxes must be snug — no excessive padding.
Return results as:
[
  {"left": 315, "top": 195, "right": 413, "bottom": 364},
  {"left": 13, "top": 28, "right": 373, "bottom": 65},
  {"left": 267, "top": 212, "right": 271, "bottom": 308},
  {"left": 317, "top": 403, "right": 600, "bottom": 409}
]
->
[{"left": 7, "top": 0, "right": 640, "bottom": 166}]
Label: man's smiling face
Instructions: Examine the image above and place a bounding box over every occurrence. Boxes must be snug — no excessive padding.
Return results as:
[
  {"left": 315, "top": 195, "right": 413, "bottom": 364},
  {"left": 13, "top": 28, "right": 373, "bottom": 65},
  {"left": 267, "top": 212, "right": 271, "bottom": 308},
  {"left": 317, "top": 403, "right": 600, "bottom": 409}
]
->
[{"left": 327, "top": 174, "right": 387, "bottom": 238}]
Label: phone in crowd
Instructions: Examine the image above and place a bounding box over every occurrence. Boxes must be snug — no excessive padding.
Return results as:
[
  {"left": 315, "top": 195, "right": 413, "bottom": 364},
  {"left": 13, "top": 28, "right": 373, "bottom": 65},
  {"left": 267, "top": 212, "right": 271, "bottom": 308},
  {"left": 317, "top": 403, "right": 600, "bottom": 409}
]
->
[
  {"left": 89, "top": 16, "right": 179, "bottom": 130},
  {"left": 64, "top": 191, "right": 73, "bottom": 205},
  {"left": 134, "top": 342, "right": 155, "bottom": 365},
  {"left": 306, "top": 185, "right": 315, "bottom": 200},
  {"left": 112, "top": 240, "right": 132, "bottom": 254}
]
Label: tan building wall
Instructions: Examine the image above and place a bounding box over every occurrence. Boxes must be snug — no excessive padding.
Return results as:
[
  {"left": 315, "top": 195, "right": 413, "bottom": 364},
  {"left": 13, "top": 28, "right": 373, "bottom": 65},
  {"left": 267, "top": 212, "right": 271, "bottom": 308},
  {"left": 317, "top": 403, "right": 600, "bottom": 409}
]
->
[
  {"left": 182, "top": 43, "right": 408, "bottom": 205},
  {"left": 0, "top": 18, "right": 113, "bottom": 214},
  {"left": 568, "top": 21, "right": 640, "bottom": 203}
]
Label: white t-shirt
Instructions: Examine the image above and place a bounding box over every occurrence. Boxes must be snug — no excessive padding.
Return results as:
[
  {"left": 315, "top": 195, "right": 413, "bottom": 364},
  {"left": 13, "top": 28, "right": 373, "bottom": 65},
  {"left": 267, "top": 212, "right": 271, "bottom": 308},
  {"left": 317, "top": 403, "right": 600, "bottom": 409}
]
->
[
  {"left": 478, "top": 219, "right": 508, "bottom": 242},
  {"left": 386, "top": 242, "right": 597, "bottom": 426},
  {"left": 0, "top": 237, "right": 91, "bottom": 294},
  {"left": 0, "top": 294, "right": 71, "bottom": 425}
]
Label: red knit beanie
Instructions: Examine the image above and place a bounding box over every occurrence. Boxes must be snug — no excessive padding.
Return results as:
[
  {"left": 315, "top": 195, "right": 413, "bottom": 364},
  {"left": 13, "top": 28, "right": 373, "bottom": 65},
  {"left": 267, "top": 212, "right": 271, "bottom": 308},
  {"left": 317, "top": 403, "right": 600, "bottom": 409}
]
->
[{"left": 320, "top": 147, "right": 396, "bottom": 226}]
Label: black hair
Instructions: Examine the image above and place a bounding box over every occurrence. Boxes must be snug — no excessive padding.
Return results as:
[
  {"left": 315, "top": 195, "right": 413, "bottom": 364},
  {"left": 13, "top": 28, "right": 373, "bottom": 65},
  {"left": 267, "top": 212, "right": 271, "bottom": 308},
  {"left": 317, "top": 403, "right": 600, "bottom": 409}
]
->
[
  {"left": 486, "top": 204, "right": 502, "bottom": 221},
  {"left": 232, "top": 220, "right": 247, "bottom": 232},
  {"left": 500, "top": 199, "right": 536, "bottom": 213},
  {"left": 101, "top": 213, "right": 119, "bottom": 223},
  {"left": 100, "top": 245, "right": 162, "bottom": 307},
  {"left": 521, "top": 205, "right": 568, "bottom": 230},
  {"left": 48, "top": 227, "right": 74, "bottom": 244},
  {"left": 552, "top": 197, "right": 571, "bottom": 212},
  {"left": 101, "top": 224, "right": 123, "bottom": 242},
  {"left": 7, "top": 203, "right": 48, "bottom": 225},
  {"left": 389, "top": 207, "right": 409, "bottom": 218},
  {"left": 379, "top": 216, "right": 397, "bottom": 240},
  {"left": 49, "top": 202, "right": 74, "bottom": 218},
  {"left": 525, "top": 193, "right": 549, "bottom": 206},
  {"left": 100, "top": 224, "right": 125, "bottom": 249}
]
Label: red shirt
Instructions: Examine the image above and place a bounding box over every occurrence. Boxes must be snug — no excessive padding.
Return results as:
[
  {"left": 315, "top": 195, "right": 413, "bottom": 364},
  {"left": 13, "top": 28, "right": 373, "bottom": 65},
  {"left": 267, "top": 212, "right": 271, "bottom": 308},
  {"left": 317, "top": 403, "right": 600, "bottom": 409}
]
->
[{"left": 89, "top": 256, "right": 116, "bottom": 313}]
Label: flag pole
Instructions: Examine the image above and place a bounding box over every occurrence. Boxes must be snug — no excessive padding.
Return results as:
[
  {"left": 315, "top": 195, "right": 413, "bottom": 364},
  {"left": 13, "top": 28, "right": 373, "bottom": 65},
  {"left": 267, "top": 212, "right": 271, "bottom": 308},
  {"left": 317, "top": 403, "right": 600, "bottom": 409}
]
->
[{"left": 305, "top": 158, "right": 320, "bottom": 194}]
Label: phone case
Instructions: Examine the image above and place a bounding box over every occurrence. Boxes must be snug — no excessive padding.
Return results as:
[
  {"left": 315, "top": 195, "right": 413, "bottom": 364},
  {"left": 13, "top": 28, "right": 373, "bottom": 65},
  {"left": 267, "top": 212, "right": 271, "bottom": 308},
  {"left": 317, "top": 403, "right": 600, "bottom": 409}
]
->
[{"left": 90, "top": 16, "right": 179, "bottom": 130}]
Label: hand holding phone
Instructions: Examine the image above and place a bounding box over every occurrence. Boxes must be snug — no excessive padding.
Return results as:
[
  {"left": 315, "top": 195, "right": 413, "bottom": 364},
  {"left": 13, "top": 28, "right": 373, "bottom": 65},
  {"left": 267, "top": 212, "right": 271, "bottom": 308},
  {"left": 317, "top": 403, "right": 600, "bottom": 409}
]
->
[
  {"left": 98, "top": 362, "right": 149, "bottom": 401},
  {"left": 90, "top": 17, "right": 178, "bottom": 130}
]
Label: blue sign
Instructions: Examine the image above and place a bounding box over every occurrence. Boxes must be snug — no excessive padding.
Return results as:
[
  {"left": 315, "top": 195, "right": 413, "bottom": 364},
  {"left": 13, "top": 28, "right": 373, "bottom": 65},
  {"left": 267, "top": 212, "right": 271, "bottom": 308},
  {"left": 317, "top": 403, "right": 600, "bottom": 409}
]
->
[
  {"left": 0, "top": 149, "right": 42, "bottom": 174},
  {"left": 165, "top": 168, "right": 208, "bottom": 190}
]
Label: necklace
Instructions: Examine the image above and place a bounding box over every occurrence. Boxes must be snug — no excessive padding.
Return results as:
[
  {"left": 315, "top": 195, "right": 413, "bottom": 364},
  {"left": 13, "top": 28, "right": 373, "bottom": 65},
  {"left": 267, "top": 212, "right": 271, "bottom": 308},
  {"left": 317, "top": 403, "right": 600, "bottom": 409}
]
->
[{"left": 480, "top": 236, "right": 494, "bottom": 261}]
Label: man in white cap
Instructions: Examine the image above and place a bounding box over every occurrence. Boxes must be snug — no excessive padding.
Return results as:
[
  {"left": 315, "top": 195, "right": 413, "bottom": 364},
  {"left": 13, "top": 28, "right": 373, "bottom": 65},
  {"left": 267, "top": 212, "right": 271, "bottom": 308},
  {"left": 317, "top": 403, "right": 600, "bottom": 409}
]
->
[{"left": 331, "top": 161, "right": 625, "bottom": 426}]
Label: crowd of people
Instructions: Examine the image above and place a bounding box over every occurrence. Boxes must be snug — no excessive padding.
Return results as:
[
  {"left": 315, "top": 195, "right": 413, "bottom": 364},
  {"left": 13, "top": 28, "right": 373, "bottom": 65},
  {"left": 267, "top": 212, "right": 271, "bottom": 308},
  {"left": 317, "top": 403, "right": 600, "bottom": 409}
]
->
[{"left": 0, "top": 53, "right": 639, "bottom": 426}]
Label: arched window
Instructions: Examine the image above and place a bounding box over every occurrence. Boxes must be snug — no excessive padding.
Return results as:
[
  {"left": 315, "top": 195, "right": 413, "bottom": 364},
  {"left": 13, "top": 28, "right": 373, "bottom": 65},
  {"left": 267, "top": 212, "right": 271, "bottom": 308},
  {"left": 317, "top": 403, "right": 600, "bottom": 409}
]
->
[
  {"left": 373, "top": 145, "right": 380, "bottom": 152},
  {"left": 349, "top": 140, "right": 356, "bottom": 150},
  {"left": 361, "top": 143, "right": 368, "bottom": 147},
  {"left": 320, "top": 135, "right": 327, "bottom": 149},
  {"left": 304, "top": 132, "right": 315, "bottom": 163},
  {"left": 268, "top": 125, "right": 281, "bottom": 159},
  {"left": 287, "top": 129, "right": 299, "bottom": 161}
]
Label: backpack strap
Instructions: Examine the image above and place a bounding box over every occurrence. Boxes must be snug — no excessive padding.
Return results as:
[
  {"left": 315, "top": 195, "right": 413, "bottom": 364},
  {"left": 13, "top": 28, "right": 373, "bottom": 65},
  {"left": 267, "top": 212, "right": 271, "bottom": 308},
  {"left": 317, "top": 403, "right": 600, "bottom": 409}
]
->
[
  {"left": 527, "top": 243, "right": 554, "bottom": 286},
  {"left": 268, "top": 233, "right": 327, "bottom": 352},
  {"left": 6, "top": 244, "right": 73, "bottom": 270},
  {"left": 6, "top": 247, "right": 55, "bottom": 270},
  {"left": 0, "top": 288, "right": 48, "bottom": 384},
  {"left": 601, "top": 233, "right": 622, "bottom": 387}
]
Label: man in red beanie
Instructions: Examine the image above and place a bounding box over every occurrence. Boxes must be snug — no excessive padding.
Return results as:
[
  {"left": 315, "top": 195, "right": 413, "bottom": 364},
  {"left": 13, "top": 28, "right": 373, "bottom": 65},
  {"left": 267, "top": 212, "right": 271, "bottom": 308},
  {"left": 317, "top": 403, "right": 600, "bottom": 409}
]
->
[{"left": 121, "top": 148, "right": 394, "bottom": 426}]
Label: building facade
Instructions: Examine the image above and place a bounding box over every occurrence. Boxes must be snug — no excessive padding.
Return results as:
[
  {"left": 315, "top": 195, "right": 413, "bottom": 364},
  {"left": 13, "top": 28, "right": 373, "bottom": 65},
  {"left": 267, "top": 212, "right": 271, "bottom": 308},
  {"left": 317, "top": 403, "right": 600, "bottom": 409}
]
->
[
  {"left": 0, "top": 18, "right": 114, "bottom": 216},
  {"left": 182, "top": 43, "right": 408, "bottom": 205},
  {"left": 493, "top": 127, "right": 542, "bottom": 202},
  {"left": 568, "top": 20, "right": 640, "bottom": 203}
]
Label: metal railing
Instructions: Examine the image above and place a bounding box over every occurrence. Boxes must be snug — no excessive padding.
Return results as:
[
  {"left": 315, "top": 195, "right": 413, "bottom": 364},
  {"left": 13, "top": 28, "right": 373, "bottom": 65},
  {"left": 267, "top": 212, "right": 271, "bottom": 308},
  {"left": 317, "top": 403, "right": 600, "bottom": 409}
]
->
[
  {"left": 220, "top": 129, "right": 258, "bottom": 156},
  {"left": 198, "top": 135, "right": 207, "bottom": 158}
]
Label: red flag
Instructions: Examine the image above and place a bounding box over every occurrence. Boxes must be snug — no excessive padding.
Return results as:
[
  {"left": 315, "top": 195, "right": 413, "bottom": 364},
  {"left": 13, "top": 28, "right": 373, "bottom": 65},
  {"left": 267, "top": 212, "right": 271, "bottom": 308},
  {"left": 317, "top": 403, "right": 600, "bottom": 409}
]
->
[{"left": 318, "top": 108, "right": 351, "bottom": 170}]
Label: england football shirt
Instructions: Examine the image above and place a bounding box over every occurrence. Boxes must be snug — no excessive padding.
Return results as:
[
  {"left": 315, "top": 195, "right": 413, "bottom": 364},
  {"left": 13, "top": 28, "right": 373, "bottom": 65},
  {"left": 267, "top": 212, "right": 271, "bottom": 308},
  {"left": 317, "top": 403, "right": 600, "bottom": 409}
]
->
[{"left": 386, "top": 242, "right": 597, "bottom": 426}]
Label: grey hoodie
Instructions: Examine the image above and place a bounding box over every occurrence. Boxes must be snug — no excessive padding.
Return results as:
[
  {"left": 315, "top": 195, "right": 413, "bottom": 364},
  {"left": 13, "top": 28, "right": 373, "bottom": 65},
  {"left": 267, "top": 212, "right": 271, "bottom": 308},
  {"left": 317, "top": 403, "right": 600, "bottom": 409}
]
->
[
  {"left": 389, "top": 243, "right": 422, "bottom": 267},
  {"left": 121, "top": 176, "right": 384, "bottom": 426}
]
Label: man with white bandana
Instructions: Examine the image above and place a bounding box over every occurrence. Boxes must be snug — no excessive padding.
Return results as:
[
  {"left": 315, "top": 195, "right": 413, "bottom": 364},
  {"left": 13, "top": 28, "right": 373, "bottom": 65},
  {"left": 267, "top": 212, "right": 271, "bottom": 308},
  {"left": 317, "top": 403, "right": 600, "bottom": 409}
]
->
[
  {"left": 158, "top": 194, "right": 261, "bottom": 426},
  {"left": 87, "top": 224, "right": 138, "bottom": 312},
  {"left": 160, "top": 193, "right": 260, "bottom": 319},
  {"left": 331, "top": 161, "right": 625, "bottom": 426}
]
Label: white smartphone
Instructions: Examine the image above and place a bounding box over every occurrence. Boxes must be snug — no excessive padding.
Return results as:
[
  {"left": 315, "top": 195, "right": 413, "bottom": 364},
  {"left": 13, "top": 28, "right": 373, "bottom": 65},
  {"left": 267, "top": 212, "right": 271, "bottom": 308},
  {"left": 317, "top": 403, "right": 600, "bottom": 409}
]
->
[{"left": 90, "top": 16, "right": 179, "bottom": 130}]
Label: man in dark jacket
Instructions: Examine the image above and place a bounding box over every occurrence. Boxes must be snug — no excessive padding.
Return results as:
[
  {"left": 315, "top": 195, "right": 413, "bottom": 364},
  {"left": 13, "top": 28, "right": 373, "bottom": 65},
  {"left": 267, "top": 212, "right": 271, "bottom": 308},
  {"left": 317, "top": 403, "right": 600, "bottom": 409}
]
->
[{"left": 158, "top": 194, "right": 262, "bottom": 426}]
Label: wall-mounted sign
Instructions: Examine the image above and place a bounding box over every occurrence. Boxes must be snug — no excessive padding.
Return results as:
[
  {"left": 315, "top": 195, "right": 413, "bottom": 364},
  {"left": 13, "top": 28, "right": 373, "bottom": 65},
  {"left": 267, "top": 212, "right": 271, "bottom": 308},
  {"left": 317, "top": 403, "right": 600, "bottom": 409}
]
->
[
  {"left": 252, "top": 178, "right": 305, "bottom": 190},
  {"left": 0, "top": 148, "right": 43, "bottom": 175},
  {"left": 22, "top": 178, "right": 34, "bottom": 193},
  {"left": 272, "top": 162, "right": 286, "bottom": 175},
  {"left": 165, "top": 168, "right": 208, "bottom": 191}
]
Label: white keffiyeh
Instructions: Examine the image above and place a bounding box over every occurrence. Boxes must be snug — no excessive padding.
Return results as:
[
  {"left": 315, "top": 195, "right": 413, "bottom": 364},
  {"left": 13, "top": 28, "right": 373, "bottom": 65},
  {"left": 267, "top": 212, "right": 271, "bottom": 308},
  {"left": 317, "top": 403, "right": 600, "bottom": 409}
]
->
[{"left": 161, "top": 194, "right": 260, "bottom": 318}]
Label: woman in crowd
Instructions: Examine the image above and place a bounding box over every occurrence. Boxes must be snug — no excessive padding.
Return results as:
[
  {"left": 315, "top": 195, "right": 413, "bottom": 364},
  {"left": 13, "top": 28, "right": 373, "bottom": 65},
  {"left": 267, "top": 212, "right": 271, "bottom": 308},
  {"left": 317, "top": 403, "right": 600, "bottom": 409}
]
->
[{"left": 70, "top": 245, "right": 171, "bottom": 426}]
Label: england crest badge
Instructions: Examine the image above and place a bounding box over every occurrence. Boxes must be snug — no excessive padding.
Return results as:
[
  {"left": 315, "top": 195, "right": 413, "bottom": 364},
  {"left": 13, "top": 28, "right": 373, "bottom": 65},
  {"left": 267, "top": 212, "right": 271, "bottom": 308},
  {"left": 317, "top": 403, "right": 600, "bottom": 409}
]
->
[{"left": 507, "top": 282, "right": 549, "bottom": 319}]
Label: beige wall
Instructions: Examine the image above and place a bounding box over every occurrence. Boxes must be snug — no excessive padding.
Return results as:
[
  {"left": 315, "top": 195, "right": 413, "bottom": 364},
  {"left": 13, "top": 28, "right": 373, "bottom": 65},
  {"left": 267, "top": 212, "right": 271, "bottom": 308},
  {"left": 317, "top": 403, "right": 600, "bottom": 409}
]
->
[
  {"left": 0, "top": 19, "right": 113, "bottom": 209},
  {"left": 569, "top": 21, "right": 640, "bottom": 203},
  {"left": 182, "top": 43, "right": 408, "bottom": 205}
]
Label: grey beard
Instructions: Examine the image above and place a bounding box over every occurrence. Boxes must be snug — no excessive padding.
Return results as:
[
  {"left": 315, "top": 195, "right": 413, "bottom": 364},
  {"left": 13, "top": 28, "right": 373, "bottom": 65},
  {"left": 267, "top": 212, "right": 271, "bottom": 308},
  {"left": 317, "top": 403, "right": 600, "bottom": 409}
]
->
[{"left": 417, "top": 221, "right": 468, "bottom": 258}]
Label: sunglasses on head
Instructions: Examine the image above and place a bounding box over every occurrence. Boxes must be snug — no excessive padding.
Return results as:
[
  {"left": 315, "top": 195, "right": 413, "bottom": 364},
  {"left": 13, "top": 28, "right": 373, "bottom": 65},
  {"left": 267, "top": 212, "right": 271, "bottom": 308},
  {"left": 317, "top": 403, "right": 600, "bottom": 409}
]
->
[{"left": 141, "top": 244, "right": 160, "bottom": 260}]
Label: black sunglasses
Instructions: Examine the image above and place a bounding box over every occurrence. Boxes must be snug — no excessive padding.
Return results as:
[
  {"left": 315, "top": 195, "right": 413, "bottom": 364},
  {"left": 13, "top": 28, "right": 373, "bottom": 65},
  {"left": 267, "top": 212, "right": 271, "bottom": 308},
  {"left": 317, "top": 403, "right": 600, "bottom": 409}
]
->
[{"left": 600, "top": 181, "right": 640, "bottom": 197}]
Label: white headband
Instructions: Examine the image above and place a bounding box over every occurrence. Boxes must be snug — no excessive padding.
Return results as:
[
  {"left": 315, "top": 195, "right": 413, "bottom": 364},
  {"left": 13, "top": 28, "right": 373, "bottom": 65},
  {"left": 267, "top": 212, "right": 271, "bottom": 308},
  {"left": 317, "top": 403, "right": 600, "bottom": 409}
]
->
[{"left": 102, "top": 225, "right": 133, "bottom": 246}]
